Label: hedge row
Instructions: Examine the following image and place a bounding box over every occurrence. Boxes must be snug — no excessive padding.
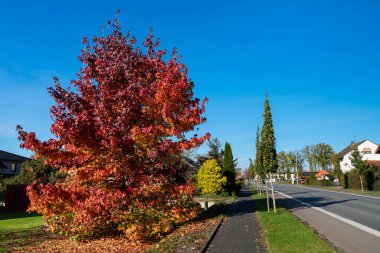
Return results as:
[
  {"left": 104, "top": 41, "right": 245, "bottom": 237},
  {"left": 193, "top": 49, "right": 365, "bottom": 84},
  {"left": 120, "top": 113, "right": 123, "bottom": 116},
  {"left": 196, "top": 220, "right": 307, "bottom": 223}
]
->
[
  {"left": 306, "top": 173, "right": 334, "bottom": 186},
  {"left": 342, "top": 166, "right": 380, "bottom": 191}
]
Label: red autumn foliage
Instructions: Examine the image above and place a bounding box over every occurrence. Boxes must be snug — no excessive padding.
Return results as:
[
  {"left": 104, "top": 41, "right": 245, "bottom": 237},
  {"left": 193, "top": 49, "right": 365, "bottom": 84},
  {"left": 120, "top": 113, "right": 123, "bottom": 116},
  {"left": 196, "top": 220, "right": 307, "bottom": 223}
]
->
[{"left": 17, "top": 17, "right": 209, "bottom": 240}]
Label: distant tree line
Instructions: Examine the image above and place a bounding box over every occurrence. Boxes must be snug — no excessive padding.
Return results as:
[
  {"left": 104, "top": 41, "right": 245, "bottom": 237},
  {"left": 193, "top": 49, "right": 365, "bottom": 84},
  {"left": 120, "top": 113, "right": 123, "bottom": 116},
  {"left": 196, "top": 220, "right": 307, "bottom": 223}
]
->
[{"left": 276, "top": 143, "right": 336, "bottom": 175}]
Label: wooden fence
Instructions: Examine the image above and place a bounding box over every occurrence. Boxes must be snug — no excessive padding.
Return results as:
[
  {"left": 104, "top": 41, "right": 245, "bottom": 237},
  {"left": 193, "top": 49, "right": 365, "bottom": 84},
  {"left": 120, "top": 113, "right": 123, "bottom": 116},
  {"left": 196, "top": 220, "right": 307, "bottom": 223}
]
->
[
  {"left": 0, "top": 185, "right": 29, "bottom": 212},
  {"left": 0, "top": 187, "right": 5, "bottom": 211}
]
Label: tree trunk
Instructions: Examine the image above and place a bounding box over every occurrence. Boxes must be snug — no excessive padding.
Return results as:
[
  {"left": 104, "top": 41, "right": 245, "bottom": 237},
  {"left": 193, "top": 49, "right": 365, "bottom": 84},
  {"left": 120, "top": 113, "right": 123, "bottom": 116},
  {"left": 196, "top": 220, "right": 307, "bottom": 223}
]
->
[
  {"left": 360, "top": 175, "right": 364, "bottom": 192},
  {"left": 270, "top": 180, "right": 277, "bottom": 214},
  {"left": 258, "top": 176, "right": 261, "bottom": 196},
  {"left": 265, "top": 181, "right": 270, "bottom": 213}
]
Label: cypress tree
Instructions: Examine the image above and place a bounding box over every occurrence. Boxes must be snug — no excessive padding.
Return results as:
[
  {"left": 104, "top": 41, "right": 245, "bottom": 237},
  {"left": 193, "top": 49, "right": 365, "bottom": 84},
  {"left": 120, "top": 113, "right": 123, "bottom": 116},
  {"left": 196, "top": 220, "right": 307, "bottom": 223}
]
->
[
  {"left": 261, "top": 94, "right": 278, "bottom": 175},
  {"left": 223, "top": 142, "right": 236, "bottom": 194},
  {"left": 248, "top": 158, "right": 255, "bottom": 179},
  {"left": 254, "top": 126, "right": 264, "bottom": 178}
]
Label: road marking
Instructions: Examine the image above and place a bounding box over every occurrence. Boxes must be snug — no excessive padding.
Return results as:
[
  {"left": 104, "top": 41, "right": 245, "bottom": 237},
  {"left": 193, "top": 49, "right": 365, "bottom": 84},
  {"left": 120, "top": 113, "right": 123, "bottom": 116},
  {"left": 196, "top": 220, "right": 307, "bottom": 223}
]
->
[
  {"left": 281, "top": 184, "right": 380, "bottom": 200},
  {"left": 276, "top": 191, "right": 380, "bottom": 239}
]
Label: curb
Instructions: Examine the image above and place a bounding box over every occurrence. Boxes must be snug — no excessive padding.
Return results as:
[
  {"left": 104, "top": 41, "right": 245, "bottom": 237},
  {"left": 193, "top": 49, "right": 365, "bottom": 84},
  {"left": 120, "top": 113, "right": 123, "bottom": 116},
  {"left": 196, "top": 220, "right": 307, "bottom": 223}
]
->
[{"left": 200, "top": 216, "right": 225, "bottom": 253}]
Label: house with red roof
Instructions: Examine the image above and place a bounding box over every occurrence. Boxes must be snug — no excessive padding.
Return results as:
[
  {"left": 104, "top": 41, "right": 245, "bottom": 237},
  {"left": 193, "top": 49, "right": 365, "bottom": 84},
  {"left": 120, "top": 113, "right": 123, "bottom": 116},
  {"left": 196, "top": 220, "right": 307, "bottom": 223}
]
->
[{"left": 315, "top": 170, "right": 330, "bottom": 180}]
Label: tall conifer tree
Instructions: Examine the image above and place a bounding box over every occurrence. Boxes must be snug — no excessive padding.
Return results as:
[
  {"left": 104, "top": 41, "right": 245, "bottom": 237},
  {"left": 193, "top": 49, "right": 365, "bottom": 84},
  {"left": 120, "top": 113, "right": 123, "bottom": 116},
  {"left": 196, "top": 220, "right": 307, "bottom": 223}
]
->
[
  {"left": 223, "top": 142, "right": 236, "bottom": 194},
  {"left": 197, "top": 138, "right": 224, "bottom": 166},
  {"left": 261, "top": 94, "right": 278, "bottom": 175},
  {"left": 248, "top": 158, "right": 255, "bottom": 179},
  {"left": 254, "top": 126, "right": 264, "bottom": 178}
]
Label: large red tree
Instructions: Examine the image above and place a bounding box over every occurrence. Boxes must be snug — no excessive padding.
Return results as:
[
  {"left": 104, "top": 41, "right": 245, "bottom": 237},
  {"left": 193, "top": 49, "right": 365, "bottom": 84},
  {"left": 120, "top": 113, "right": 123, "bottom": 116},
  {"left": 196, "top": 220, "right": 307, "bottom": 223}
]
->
[{"left": 17, "top": 18, "right": 209, "bottom": 240}]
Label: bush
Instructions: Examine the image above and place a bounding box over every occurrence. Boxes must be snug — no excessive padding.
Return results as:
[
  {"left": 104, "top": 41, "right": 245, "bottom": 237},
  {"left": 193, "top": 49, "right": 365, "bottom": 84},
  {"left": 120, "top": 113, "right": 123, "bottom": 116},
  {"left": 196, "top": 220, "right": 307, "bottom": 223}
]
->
[
  {"left": 364, "top": 169, "right": 375, "bottom": 191},
  {"left": 317, "top": 180, "right": 332, "bottom": 187},
  {"left": 197, "top": 159, "right": 227, "bottom": 195},
  {"left": 327, "top": 175, "right": 335, "bottom": 182},
  {"left": 349, "top": 171, "right": 362, "bottom": 190},
  {"left": 373, "top": 180, "right": 380, "bottom": 192},
  {"left": 307, "top": 173, "right": 317, "bottom": 185},
  {"left": 234, "top": 179, "right": 243, "bottom": 194},
  {"left": 342, "top": 173, "right": 349, "bottom": 189},
  {"left": 344, "top": 167, "right": 376, "bottom": 191}
]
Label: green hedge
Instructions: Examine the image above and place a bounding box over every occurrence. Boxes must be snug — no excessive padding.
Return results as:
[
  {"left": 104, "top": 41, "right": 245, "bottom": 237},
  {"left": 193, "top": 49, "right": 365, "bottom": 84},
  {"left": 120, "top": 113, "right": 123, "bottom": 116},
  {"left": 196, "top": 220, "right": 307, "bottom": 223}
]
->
[
  {"left": 317, "top": 179, "right": 333, "bottom": 187},
  {"left": 342, "top": 166, "right": 380, "bottom": 191},
  {"left": 234, "top": 179, "right": 244, "bottom": 194},
  {"left": 307, "top": 174, "right": 333, "bottom": 187},
  {"left": 307, "top": 173, "right": 317, "bottom": 185}
]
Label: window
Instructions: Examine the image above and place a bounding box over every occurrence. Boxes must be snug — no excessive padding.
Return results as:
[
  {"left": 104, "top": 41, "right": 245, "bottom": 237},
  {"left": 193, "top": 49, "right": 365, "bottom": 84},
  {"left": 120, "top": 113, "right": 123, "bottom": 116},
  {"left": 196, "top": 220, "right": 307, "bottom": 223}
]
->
[
  {"left": 363, "top": 148, "right": 371, "bottom": 154},
  {"left": 11, "top": 163, "right": 17, "bottom": 172}
]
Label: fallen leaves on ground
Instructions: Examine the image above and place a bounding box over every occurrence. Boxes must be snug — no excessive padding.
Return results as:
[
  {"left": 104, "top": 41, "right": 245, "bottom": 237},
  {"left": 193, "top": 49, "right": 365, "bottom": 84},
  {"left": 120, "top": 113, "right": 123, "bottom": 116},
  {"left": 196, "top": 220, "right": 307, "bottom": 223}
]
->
[
  {"left": 147, "top": 215, "right": 223, "bottom": 253},
  {"left": 10, "top": 204, "right": 227, "bottom": 253},
  {"left": 10, "top": 229, "right": 152, "bottom": 253}
]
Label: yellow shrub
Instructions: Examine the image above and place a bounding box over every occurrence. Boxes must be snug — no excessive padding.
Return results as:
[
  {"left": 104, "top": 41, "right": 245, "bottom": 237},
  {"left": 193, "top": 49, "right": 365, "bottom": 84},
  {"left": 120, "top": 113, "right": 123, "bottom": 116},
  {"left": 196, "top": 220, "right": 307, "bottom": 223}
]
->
[{"left": 197, "top": 159, "right": 226, "bottom": 195}]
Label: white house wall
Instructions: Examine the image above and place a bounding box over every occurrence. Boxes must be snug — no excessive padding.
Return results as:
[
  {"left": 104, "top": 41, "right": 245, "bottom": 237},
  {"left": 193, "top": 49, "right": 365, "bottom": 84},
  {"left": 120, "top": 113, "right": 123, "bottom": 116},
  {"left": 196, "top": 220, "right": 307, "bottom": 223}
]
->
[
  {"left": 340, "top": 140, "right": 380, "bottom": 173},
  {"left": 341, "top": 153, "right": 353, "bottom": 173}
]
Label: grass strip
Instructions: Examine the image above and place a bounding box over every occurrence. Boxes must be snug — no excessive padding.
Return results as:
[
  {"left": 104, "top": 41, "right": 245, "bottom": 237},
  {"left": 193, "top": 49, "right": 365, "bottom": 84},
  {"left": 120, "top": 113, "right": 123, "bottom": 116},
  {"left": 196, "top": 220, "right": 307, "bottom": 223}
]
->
[
  {"left": 0, "top": 211, "right": 44, "bottom": 252},
  {"left": 253, "top": 194, "right": 339, "bottom": 253}
]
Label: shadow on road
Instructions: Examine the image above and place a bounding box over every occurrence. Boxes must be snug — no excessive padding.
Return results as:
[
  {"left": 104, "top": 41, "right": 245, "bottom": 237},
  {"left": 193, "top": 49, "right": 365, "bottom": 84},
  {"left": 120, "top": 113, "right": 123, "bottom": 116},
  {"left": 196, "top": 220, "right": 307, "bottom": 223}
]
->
[{"left": 275, "top": 196, "right": 357, "bottom": 211}]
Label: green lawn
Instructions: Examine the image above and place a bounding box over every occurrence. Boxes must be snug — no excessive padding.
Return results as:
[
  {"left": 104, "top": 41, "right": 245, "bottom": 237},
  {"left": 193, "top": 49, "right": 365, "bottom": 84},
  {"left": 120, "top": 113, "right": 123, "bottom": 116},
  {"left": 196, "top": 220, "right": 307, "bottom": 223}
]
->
[
  {"left": 253, "top": 194, "right": 340, "bottom": 253},
  {"left": 0, "top": 211, "right": 44, "bottom": 252}
]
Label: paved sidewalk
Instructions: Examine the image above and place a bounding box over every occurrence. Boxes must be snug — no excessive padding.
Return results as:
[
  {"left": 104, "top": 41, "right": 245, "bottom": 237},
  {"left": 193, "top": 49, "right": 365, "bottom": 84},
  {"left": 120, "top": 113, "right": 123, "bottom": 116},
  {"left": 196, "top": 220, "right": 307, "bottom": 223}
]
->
[{"left": 205, "top": 187, "right": 267, "bottom": 253}]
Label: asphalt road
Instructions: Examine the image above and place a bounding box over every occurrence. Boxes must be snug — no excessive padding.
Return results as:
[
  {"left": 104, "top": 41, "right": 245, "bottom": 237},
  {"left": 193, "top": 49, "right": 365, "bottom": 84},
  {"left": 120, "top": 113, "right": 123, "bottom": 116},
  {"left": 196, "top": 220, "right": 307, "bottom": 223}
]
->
[
  {"left": 272, "top": 184, "right": 380, "bottom": 253},
  {"left": 274, "top": 184, "right": 380, "bottom": 231}
]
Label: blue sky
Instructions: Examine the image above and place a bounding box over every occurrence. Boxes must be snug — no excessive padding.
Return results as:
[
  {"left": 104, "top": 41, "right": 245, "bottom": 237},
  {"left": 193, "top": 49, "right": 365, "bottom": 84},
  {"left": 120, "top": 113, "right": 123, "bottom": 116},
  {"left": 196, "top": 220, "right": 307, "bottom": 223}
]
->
[{"left": 1, "top": 0, "right": 379, "bottom": 169}]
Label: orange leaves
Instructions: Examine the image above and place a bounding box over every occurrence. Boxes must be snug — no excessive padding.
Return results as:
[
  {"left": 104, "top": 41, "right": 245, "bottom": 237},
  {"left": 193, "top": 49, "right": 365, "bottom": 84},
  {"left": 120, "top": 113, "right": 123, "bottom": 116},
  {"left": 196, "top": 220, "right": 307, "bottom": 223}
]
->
[{"left": 18, "top": 16, "right": 208, "bottom": 241}]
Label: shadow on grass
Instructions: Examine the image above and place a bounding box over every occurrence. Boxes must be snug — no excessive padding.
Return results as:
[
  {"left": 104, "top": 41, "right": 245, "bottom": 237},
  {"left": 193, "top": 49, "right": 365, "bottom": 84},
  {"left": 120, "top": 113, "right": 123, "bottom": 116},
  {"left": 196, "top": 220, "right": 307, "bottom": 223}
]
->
[
  {"left": 252, "top": 195, "right": 271, "bottom": 212},
  {"left": 0, "top": 226, "right": 50, "bottom": 252}
]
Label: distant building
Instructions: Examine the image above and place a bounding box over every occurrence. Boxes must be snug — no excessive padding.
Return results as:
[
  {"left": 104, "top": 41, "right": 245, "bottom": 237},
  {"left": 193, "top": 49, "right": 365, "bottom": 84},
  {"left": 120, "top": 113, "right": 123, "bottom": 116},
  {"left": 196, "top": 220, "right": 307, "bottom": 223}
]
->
[
  {"left": 315, "top": 170, "right": 330, "bottom": 180},
  {"left": 301, "top": 171, "right": 317, "bottom": 180},
  {"left": 0, "top": 150, "right": 29, "bottom": 176},
  {"left": 336, "top": 140, "right": 380, "bottom": 173}
]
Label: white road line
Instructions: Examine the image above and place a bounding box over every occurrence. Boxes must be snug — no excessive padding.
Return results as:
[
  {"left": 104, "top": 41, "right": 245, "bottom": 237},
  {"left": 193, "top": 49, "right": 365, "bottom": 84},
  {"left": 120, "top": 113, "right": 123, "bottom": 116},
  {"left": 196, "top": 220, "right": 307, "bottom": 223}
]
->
[
  {"left": 276, "top": 191, "right": 380, "bottom": 239},
  {"left": 282, "top": 184, "right": 380, "bottom": 200}
]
